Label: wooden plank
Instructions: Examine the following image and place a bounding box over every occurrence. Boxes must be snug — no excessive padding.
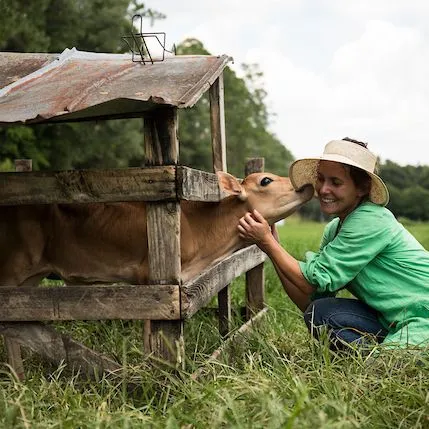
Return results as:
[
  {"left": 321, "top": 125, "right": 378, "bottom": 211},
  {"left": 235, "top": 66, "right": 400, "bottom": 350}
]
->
[
  {"left": 246, "top": 264, "right": 265, "bottom": 319},
  {"left": 14, "top": 159, "right": 32, "bottom": 172},
  {"left": 218, "top": 286, "right": 231, "bottom": 337},
  {"left": 191, "top": 307, "right": 269, "bottom": 381},
  {"left": 209, "top": 74, "right": 227, "bottom": 173},
  {"left": 147, "top": 203, "right": 181, "bottom": 285},
  {"left": 0, "top": 285, "right": 180, "bottom": 321},
  {"left": 4, "top": 336, "right": 25, "bottom": 380},
  {"left": 245, "top": 157, "right": 265, "bottom": 175},
  {"left": 0, "top": 166, "right": 176, "bottom": 205},
  {"left": 144, "top": 108, "right": 179, "bottom": 166},
  {"left": 209, "top": 74, "right": 231, "bottom": 336},
  {"left": 3, "top": 160, "right": 32, "bottom": 381},
  {"left": 245, "top": 158, "right": 266, "bottom": 319},
  {"left": 144, "top": 107, "right": 183, "bottom": 364},
  {"left": 0, "top": 322, "right": 122, "bottom": 377},
  {"left": 181, "top": 246, "right": 267, "bottom": 319},
  {"left": 177, "top": 166, "right": 227, "bottom": 201}
]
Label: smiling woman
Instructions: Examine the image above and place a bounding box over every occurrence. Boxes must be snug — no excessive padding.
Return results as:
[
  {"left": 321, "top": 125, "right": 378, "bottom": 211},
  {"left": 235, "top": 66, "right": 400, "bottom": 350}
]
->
[{"left": 238, "top": 137, "right": 429, "bottom": 351}]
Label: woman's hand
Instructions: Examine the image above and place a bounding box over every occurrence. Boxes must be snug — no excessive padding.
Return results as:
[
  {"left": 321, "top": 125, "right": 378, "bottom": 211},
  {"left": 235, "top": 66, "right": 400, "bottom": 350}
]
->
[{"left": 238, "top": 209, "right": 273, "bottom": 249}]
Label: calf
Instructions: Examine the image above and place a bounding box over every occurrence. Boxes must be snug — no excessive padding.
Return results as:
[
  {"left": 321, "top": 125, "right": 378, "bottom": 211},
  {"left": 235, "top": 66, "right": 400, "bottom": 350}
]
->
[{"left": 0, "top": 171, "right": 313, "bottom": 286}]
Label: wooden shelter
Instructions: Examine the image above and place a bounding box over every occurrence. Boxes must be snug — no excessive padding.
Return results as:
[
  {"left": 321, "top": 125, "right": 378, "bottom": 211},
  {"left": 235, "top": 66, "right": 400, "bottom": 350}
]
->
[{"left": 0, "top": 48, "right": 267, "bottom": 377}]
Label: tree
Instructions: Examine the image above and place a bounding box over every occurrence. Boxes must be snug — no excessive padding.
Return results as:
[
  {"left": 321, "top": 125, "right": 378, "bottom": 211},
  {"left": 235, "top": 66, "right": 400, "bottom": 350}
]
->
[{"left": 176, "top": 38, "right": 293, "bottom": 177}]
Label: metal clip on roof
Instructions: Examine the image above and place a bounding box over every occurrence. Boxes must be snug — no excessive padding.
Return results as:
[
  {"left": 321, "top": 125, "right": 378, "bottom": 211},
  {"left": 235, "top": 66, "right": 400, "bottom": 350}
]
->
[{"left": 122, "top": 14, "right": 176, "bottom": 64}]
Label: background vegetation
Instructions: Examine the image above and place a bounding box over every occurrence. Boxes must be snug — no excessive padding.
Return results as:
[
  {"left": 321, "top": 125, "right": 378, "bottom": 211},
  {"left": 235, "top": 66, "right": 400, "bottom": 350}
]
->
[{"left": 2, "top": 0, "right": 428, "bottom": 220}]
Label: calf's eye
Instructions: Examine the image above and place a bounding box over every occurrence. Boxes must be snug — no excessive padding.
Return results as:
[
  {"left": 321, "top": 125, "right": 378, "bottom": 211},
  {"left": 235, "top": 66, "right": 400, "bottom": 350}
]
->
[{"left": 260, "top": 177, "right": 273, "bottom": 186}]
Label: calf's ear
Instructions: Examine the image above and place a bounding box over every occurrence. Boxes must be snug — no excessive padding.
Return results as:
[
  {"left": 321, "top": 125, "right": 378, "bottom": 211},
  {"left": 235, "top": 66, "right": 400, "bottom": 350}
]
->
[{"left": 216, "top": 171, "right": 248, "bottom": 201}]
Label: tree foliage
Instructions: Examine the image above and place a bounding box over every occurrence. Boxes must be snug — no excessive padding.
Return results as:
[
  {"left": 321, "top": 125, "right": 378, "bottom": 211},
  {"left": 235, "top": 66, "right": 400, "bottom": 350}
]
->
[
  {"left": 177, "top": 38, "right": 293, "bottom": 177},
  {"left": 1, "top": 1, "right": 427, "bottom": 221}
]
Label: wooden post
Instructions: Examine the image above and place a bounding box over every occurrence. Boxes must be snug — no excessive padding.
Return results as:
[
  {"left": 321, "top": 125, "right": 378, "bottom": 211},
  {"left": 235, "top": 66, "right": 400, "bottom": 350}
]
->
[
  {"left": 209, "top": 74, "right": 231, "bottom": 337},
  {"left": 245, "top": 158, "right": 266, "bottom": 319},
  {"left": 3, "top": 159, "right": 33, "bottom": 380},
  {"left": 143, "top": 107, "right": 184, "bottom": 365},
  {"left": 209, "top": 74, "right": 227, "bottom": 173}
]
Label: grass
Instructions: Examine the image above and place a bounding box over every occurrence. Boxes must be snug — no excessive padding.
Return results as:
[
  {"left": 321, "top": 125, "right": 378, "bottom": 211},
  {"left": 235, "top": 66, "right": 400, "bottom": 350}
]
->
[{"left": 0, "top": 216, "right": 429, "bottom": 428}]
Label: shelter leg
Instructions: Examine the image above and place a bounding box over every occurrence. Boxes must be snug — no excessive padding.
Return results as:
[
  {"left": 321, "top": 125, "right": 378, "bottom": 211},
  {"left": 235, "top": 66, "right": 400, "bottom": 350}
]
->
[{"left": 146, "top": 320, "right": 184, "bottom": 368}]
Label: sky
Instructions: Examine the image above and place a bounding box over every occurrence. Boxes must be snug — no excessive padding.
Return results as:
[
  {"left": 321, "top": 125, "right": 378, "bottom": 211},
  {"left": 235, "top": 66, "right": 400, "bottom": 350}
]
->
[{"left": 146, "top": 0, "right": 429, "bottom": 166}]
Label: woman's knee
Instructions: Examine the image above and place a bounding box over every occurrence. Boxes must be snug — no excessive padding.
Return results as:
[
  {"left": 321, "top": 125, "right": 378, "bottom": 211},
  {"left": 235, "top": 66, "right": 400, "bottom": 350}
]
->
[{"left": 303, "top": 297, "right": 337, "bottom": 329}]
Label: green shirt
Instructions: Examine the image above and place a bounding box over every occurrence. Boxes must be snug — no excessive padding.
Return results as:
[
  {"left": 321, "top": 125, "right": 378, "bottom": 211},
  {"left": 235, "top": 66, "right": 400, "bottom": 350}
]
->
[{"left": 299, "top": 202, "right": 429, "bottom": 347}]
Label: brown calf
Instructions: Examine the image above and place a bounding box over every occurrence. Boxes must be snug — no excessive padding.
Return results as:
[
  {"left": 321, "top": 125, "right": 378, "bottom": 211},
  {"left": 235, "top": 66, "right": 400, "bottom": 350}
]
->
[{"left": 0, "top": 171, "right": 313, "bottom": 286}]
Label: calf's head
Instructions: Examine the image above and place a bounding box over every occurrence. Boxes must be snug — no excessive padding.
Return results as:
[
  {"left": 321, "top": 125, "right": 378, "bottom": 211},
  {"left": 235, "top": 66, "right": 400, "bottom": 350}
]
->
[{"left": 217, "top": 171, "right": 314, "bottom": 223}]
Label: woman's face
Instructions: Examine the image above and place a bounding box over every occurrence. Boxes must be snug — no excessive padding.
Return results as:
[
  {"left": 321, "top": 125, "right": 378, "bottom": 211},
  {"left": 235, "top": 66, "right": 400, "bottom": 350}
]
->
[{"left": 315, "top": 160, "right": 366, "bottom": 220}]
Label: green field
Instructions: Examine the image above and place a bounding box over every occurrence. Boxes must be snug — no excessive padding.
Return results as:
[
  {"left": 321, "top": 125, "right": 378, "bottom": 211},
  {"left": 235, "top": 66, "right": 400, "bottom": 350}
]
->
[{"left": 1, "top": 218, "right": 428, "bottom": 428}]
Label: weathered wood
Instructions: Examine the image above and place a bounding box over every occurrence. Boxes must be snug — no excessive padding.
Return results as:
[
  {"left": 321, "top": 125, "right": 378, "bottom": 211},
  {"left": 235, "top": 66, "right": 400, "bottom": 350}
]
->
[
  {"left": 146, "top": 321, "right": 184, "bottom": 368},
  {"left": 146, "top": 203, "right": 181, "bottom": 285},
  {"left": 0, "top": 166, "right": 176, "bottom": 205},
  {"left": 3, "top": 160, "right": 31, "bottom": 381},
  {"left": 218, "top": 286, "right": 231, "bottom": 337},
  {"left": 0, "top": 323, "right": 122, "bottom": 377},
  {"left": 209, "top": 74, "right": 232, "bottom": 336},
  {"left": 177, "top": 166, "right": 227, "bottom": 201},
  {"left": 0, "top": 284, "right": 180, "bottom": 321},
  {"left": 182, "top": 246, "right": 267, "bottom": 319},
  {"left": 246, "top": 264, "right": 265, "bottom": 319},
  {"left": 191, "top": 307, "right": 269, "bottom": 381},
  {"left": 245, "top": 157, "right": 265, "bottom": 175},
  {"left": 209, "top": 75, "right": 227, "bottom": 173},
  {"left": 144, "top": 106, "right": 183, "bottom": 364},
  {"left": 144, "top": 108, "right": 179, "bottom": 167},
  {"left": 4, "top": 337, "right": 25, "bottom": 380},
  {"left": 245, "top": 158, "right": 266, "bottom": 319},
  {"left": 14, "top": 159, "right": 32, "bottom": 172}
]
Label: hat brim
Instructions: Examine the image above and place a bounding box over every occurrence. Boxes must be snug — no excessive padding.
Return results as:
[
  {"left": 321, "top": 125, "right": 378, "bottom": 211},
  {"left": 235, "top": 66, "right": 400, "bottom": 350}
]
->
[{"left": 289, "top": 158, "right": 389, "bottom": 206}]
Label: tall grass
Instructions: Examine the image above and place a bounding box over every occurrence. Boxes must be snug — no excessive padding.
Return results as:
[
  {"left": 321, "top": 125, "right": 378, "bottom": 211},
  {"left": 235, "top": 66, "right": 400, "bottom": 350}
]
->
[{"left": 1, "top": 217, "right": 428, "bottom": 428}]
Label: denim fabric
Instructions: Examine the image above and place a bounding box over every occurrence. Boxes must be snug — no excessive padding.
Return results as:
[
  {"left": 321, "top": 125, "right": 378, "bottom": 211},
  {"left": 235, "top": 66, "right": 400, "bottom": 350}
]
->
[{"left": 303, "top": 297, "right": 388, "bottom": 350}]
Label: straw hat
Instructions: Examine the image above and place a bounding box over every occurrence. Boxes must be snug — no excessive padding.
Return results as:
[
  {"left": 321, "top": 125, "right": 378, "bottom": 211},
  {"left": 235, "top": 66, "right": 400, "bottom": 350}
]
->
[{"left": 289, "top": 139, "right": 389, "bottom": 206}]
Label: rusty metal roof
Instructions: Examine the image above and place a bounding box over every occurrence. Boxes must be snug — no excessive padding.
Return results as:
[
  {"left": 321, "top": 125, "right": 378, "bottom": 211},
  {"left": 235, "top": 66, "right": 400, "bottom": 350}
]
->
[{"left": 0, "top": 48, "right": 232, "bottom": 126}]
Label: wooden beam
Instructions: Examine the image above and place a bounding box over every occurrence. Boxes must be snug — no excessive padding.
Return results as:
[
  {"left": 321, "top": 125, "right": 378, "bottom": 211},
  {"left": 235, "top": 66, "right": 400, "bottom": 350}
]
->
[
  {"left": 144, "top": 107, "right": 184, "bottom": 365},
  {"left": 245, "top": 158, "right": 266, "bottom": 319},
  {"left": 209, "top": 74, "right": 227, "bottom": 173},
  {"left": 0, "top": 322, "right": 122, "bottom": 377},
  {"left": 218, "top": 285, "right": 231, "bottom": 337},
  {"left": 0, "top": 166, "right": 177, "bottom": 205},
  {"left": 3, "top": 159, "right": 33, "bottom": 381},
  {"left": 245, "top": 264, "right": 265, "bottom": 319},
  {"left": 191, "top": 307, "right": 269, "bottom": 381},
  {"left": 144, "top": 108, "right": 179, "bottom": 166},
  {"left": 209, "top": 73, "right": 231, "bottom": 336},
  {"left": 177, "top": 166, "right": 227, "bottom": 201},
  {"left": 181, "top": 246, "right": 267, "bottom": 319},
  {"left": 0, "top": 284, "right": 180, "bottom": 321}
]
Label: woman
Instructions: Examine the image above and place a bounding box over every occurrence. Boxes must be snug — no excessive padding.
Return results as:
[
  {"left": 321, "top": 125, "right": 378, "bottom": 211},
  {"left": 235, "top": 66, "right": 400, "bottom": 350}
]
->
[{"left": 238, "top": 138, "right": 429, "bottom": 349}]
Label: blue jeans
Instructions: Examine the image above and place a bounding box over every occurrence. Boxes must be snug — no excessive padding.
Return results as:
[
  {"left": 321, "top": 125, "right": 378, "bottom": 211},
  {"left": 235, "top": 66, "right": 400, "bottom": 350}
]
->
[{"left": 303, "top": 298, "right": 388, "bottom": 350}]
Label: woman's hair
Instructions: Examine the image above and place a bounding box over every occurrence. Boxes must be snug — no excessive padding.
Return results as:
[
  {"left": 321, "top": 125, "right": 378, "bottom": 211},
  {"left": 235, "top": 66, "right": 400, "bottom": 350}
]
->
[{"left": 342, "top": 137, "right": 372, "bottom": 196}]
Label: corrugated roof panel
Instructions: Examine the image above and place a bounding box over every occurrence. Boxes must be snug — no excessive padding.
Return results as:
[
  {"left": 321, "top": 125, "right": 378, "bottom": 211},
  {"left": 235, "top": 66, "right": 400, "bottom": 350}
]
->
[
  {"left": 0, "top": 48, "right": 232, "bottom": 125},
  {"left": 0, "top": 52, "right": 57, "bottom": 89}
]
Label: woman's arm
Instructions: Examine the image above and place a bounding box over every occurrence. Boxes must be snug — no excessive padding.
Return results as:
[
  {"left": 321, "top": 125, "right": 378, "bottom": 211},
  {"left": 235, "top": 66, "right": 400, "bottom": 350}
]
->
[
  {"left": 238, "top": 210, "right": 315, "bottom": 311},
  {"left": 271, "top": 260, "right": 312, "bottom": 311}
]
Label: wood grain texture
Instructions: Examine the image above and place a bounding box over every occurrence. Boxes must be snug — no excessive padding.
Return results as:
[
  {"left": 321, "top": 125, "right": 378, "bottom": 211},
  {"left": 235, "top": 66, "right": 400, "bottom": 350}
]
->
[
  {"left": 209, "top": 75, "right": 227, "bottom": 173},
  {"left": 244, "top": 158, "right": 266, "bottom": 319},
  {"left": 0, "top": 285, "right": 180, "bottom": 320},
  {"left": 181, "top": 246, "right": 267, "bottom": 319},
  {"left": 0, "top": 166, "right": 176, "bottom": 205},
  {"left": 0, "top": 322, "right": 122, "bottom": 377}
]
